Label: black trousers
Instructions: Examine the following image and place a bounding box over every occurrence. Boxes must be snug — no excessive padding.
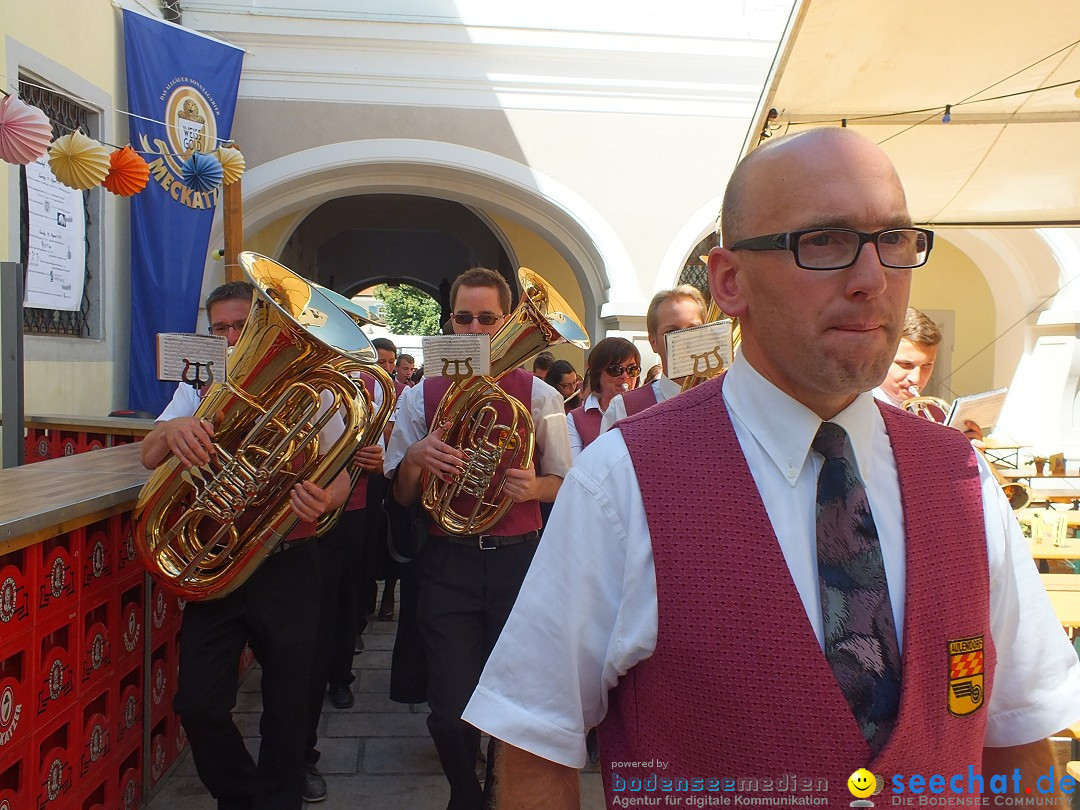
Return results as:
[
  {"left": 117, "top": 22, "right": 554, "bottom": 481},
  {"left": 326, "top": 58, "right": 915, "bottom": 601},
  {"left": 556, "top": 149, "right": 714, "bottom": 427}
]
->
[
  {"left": 304, "top": 506, "right": 369, "bottom": 765},
  {"left": 416, "top": 536, "right": 540, "bottom": 810},
  {"left": 174, "top": 540, "right": 320, "bottom": 810}
]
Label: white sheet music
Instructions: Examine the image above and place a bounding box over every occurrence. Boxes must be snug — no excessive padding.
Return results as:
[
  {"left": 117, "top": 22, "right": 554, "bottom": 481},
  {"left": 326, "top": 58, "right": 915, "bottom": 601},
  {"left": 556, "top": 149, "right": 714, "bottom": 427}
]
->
[
  {"left": 421, "top": 334, "right": 492, "bottom": 378},
  {"left": 665, "top": 319, "right": 733, "bottom": 380},
  {"left": 156, "top": 333, "right": 228, "bottom": 385}
]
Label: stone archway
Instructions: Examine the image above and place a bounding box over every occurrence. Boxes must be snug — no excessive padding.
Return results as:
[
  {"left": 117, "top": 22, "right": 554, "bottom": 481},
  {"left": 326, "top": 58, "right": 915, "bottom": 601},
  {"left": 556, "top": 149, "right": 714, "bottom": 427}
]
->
[{"left": 204, "top": 139, "right": 636, "bottom": 343}]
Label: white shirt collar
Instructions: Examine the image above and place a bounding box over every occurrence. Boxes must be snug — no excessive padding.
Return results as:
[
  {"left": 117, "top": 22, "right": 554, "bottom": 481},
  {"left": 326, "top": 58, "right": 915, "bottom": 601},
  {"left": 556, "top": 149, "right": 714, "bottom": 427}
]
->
[
  {"left": 872, "top": 386, "right": 903, "bottom": 408},
  {"left": 583, "top": 392, "right": 603, "bottom": 413},
  {"left": 723, "top": 353, "right": 884, "bottom": 488},
  {"left": 655, "top": 375, "right": 680, "bottom": 401}
]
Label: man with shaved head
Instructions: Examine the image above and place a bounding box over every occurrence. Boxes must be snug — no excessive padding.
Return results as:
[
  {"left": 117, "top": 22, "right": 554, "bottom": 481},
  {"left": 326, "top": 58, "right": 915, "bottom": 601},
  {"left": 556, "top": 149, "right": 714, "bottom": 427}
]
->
[{"left": 464, "top": 129, "right": 1080, "bottom": 808}]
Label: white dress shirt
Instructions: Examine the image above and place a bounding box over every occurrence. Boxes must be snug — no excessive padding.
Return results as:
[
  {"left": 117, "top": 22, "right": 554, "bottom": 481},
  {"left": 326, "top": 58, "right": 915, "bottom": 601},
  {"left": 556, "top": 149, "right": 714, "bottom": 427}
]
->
[
  {"left": 599, "top": 375, "right": 681, "bottom": 434},
  {"left": 463, "top": 352, "right": 1080, "bottom": 768},
  {"left": 873, "top": 386, "right": 903, "bottom": 408},
  {"left": 384, "top": 374, "right": 572, "bottom": 480}
]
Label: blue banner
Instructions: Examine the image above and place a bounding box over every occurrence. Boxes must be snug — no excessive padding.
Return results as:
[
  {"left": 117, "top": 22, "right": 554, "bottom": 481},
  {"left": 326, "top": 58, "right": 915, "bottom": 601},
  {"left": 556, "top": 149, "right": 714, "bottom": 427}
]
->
[{"left": 123, "top": 10, "right": 243, "bottom": 414}]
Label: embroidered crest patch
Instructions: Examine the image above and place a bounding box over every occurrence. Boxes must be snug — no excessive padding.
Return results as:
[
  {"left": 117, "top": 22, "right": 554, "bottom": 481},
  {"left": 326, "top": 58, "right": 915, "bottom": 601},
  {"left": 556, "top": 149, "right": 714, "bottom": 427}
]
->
[{"left": 948, "top": 635, "right": 985, "bottom": 716}]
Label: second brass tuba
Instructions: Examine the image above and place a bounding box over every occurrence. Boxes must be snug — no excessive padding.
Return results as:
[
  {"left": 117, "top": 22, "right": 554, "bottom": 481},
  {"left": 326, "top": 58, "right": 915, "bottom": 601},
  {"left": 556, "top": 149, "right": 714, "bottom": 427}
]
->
[
  {"left": 133, "top": 253, "right": 373, "bottom": 601},
  {"left": 420, "top": 268, "right": 590, "bottom": 535}
]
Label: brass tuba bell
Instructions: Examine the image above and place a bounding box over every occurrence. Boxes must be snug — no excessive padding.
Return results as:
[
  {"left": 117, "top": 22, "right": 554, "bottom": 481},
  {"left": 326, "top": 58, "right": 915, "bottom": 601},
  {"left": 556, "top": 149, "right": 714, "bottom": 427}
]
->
[
  {"left": 133, "top": 253, "right": 373, "bottom": 600},
  {"left": 420, "top": 268, "right": 590, "bottom": 535}
]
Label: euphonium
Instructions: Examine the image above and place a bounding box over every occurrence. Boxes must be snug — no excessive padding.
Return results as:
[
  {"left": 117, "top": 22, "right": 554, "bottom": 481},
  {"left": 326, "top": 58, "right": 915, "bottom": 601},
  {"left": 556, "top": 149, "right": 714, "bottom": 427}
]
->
[
  {"left": 901, "top": 386, "right": 1030, "bottom": 511},
  {"left": 133, "top": 253, "right": 374, "bottom": 601},
  {"left": 420, "top": 268, "right": 590, "bottom": 535},
  {"left": 311, "top": 282, "right": 397, "bottom": 536}
]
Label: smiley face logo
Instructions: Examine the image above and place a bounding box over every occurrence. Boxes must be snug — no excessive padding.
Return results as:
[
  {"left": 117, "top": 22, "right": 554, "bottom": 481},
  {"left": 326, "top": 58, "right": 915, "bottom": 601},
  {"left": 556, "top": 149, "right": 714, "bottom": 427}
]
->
[{"left": 848, "top": 769, "right": 877, "bottom": 799}]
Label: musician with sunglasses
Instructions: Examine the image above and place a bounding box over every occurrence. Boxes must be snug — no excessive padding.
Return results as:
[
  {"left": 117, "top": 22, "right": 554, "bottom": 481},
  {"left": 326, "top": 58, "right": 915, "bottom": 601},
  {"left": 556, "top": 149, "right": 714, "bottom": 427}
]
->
[
  {"left": 384, "top": 267, "right": 572, "bottom": 810},
  {"left": 567, "top": 337, "right": 641, "bottom": 459},
  {"left": 465, "top": 129, "right": 1080, "bottom": 808}
]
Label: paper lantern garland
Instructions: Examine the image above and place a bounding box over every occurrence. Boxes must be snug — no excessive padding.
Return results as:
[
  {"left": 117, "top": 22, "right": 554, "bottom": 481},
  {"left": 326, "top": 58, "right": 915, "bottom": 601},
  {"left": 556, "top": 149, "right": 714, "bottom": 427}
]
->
[
  {"left": 103, "top": 145, "right": 150, "bottom": 197},
  {"left": 0, "top": 94, "right": 53, "bottom": 165},
  {"left": 0, "top": 94, "right": 245, "bottom": 198},
  {"left": 48, "top": 130, "right": 110, "bottom": 191},
  {"left": 180, "top": 150, "right": 224, "bottom": 193}
]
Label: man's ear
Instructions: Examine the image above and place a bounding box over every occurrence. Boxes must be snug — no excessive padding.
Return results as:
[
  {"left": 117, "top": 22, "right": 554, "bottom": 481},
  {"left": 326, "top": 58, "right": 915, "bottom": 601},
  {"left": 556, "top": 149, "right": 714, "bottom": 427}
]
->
[{"left": 708, "top": 247, "right": 748, "bottom": 317}]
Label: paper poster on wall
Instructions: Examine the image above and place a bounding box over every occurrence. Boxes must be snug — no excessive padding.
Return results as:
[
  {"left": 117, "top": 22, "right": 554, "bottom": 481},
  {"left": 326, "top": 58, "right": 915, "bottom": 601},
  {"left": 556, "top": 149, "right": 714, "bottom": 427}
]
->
[{"left": 23, "top": 156, "right": 86, "bottom": 311}]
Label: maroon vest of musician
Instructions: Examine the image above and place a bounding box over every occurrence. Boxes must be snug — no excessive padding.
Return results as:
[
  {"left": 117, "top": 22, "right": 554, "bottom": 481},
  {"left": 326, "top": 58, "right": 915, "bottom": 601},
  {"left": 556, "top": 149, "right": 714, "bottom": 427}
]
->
[
  {"left": 569, "top": 405, "right": 602, "bottom": 450},
  {"left": 423, "top": 367, "right": 541, "bottom": 536},
  {"left": 343, "top": 373, "right": 379, "bottom": 512},
  {"left": 599, "top": 375, "right": 993, "bottom": 807},
  {"left": 617, "top": 382, "right": 658, "bottom": 419}
]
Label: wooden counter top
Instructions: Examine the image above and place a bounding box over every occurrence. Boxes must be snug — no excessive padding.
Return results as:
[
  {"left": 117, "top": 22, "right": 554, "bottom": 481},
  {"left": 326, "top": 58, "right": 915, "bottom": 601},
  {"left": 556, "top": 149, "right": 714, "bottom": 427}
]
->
[{"left": 0, "top": 444, "right": 149, "bottom": 549}]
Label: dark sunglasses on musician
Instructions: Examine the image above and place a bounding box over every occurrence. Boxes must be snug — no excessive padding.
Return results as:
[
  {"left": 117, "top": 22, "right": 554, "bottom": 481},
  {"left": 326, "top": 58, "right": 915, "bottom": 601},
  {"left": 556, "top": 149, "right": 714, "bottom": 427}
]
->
[
  {"left": 451, "top": 312, "right": 503, "bottom": 326},
  {"left": 605, "top": 364, "right": 641, "bottom": 378}
]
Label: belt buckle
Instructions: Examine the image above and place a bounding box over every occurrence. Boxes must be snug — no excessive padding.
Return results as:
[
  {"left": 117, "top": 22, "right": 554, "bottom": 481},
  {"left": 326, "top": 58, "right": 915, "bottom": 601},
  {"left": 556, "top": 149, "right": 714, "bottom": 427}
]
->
[{"left": 477, "top": 535, "right": 497, "bottom": 551}]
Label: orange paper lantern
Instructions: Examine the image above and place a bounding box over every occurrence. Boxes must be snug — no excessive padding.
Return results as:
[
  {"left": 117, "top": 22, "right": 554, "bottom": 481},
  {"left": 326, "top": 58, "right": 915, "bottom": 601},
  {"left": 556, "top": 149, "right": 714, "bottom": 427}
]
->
[{"left": 103, "top": 145, "right": 150, "bottom": 196}]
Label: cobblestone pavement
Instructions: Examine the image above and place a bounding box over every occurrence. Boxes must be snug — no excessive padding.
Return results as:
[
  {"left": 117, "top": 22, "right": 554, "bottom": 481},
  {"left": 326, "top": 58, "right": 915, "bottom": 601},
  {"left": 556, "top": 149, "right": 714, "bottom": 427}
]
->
[{"left": 146, "top": 615, "right": 605, "bottom": 809}]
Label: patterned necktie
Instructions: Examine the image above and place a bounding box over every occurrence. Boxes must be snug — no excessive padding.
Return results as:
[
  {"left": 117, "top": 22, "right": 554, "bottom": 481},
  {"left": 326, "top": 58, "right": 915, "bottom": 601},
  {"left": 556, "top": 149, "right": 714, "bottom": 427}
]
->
[{"left": 812, "top": 421, "right": 902, "bottom": 756}]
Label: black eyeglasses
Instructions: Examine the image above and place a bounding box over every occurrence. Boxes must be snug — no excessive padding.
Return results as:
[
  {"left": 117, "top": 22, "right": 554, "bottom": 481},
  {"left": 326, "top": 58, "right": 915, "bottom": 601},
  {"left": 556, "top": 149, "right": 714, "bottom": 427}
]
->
[
  {"left": 605, "top": 364, "right": 641, "bottom": 378},
  {"left": 451, "top": 312, "right": 503, "bottom": 326},
  {"left": 208, "top": 320, "right": 246, "bottom": 336},
  {"left": 729, "top": 227, "right": 934, "bottom": 271}
]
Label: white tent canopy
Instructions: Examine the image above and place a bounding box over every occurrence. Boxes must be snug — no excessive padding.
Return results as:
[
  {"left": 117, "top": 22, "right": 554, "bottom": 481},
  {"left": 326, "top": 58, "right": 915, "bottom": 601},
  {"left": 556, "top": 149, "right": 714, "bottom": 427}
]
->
[{"left": 745, "top": 0, "right": 1080, "bottom": 226}]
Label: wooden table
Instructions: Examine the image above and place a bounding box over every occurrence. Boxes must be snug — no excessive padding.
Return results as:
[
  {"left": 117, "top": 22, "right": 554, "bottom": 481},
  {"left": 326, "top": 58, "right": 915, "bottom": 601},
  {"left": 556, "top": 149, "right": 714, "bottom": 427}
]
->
[
  {"left": 982, "top": 439, "right": 1030, "bottom": 470},
  {"left": 0, "top": 443, "right": 149, "bottom": 550}
]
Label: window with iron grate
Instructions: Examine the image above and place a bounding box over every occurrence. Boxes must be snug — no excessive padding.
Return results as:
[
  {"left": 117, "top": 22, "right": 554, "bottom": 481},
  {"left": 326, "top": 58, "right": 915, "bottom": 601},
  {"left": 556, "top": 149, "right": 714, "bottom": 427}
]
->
[{"left": 19, "top": 76, "right": 96, "bottom": 338}]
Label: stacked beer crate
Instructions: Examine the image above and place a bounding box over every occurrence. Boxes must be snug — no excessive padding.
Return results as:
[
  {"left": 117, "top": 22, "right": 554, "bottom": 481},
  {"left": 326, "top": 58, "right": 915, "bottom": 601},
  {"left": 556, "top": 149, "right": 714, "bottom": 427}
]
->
[{"left": 0, "top": 511, "right": 185, "bottom": 809}]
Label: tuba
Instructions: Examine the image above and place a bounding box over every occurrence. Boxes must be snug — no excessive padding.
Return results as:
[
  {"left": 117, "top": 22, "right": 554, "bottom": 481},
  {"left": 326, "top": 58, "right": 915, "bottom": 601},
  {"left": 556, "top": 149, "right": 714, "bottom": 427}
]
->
[
  {"left": 310, "top": 282, "right": 397, "bottom": 535},
  {"left": 133, "top": 253, "right": 373, "bottom": 601},
  {"left": 902, "top": 386, "right": 1030, "bottom": 511},
  {"left": 420, "top": 268, "right": 590, "bottom": 535}
]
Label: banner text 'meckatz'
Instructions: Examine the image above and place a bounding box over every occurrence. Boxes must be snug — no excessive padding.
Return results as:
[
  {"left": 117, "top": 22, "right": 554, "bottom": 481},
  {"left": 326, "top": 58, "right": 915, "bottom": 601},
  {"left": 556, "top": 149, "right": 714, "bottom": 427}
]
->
[{"left": 146, "top": 157, "right": 220, "bottom": 210}]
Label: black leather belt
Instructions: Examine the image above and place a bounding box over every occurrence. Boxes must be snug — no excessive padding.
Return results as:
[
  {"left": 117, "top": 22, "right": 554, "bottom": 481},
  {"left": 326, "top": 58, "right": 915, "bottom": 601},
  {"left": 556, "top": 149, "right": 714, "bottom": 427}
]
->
[
  {"left": 270, "top": 536, "right": 314, "bottom": 555},
  {"left": 444, "top": 531, "right": 539, "bottom": 551}
]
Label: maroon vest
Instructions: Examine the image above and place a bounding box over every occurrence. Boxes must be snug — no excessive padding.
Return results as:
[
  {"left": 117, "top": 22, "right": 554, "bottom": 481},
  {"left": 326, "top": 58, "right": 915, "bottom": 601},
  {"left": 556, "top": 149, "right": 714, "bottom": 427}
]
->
[
  {"left": 619, "top": 382, "right": 659, "bottom": 419},
  {"left": 600, "top": 374, "right": 993, "bottom": 807},
  {"left": 344, "top": 373, "right": 379, "bottom": 512},
  {"left": 423, "top": 367, "right": 541, "bottom": 536},
  {"left": 569, "top": 406, "right": 603, "bottom": 450}
]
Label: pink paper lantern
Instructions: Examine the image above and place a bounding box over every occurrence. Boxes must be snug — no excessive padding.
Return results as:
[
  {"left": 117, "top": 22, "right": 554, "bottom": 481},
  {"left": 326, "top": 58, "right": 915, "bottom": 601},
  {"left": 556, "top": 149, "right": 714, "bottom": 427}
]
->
[{"left": 0, "top": 94, "right": 53, "bottom": 165}]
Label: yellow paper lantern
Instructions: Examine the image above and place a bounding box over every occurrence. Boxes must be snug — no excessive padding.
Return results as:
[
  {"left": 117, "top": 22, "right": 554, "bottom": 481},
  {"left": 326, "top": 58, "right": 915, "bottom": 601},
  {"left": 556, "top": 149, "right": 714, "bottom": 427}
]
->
[
  {"left": 217, "top": 146, "right": 246, "bottom": 185},
  {"left": 48, "top": 131, "right": 110, "bottom": 191}
]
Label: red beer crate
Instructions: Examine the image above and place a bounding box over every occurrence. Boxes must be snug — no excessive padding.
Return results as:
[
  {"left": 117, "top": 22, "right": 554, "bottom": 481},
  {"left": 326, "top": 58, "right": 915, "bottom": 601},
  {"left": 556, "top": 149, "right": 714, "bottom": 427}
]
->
[
  {"left": 33, "top": 615, "right": 76, "bottom": 726},
  {"left": 24, "top": 429, "right": 53, "bottom": 464},
  {"left": 32, "top": 716, "right": 74, "bottom": 810},
  {"left": 55, "top": 431, "right": 81, "bottom": 459},
  {"left": 0, "top": 756, "right": 29, "bottom": 810},
  {"left": 114, "top": 664, "right": 142, "bottom": 751},
  {"left": 147, "top": 715, "right": 172, "bottom": 792},
  {"left": 78, "top": 523, "right": 115, "bottom": 600},
  {"left": 77, "top": 771, "right": 113, "bottom": 810},
  {"left": 77, "top": 685, "right": 112, "bottom": 779},
  {"left": 115, "top": 582, "right": 143, "bottom": 668},
  {"left": 115, "top": 515, "right": 142, "bottom": 585},
  {"left": 82, "top": 433, "right": 108, "bottom": 453},
  {"left": 36, "top": 533, "right": 78, "bottom": 622},
  {"left": 116, "top": 743, "right": 142, "bottom": 810},
  {"left": 174, "top": 716, "right": 187, "bottom": 758},
  {"left": 148, "top": 640, "right": 173, "bottom": 722},
  {"left": 0, "top": 546, "right": 34, "bottom": 637},
  {"left": 149, "top": 580, "right": 182, "bottom": 644},
  {"left": 78, "top": 598, "right": 114, "bottom": 691},
  {"left": 0, "top": 644, "right": 32, "bottom": 763}
]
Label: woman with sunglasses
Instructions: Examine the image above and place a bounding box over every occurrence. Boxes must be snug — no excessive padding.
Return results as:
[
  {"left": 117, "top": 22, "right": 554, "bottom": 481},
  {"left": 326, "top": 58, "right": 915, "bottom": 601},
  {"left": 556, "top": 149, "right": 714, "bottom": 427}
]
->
[{"left": 567, "top": 336, "right": 640, "bottom": 460}]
